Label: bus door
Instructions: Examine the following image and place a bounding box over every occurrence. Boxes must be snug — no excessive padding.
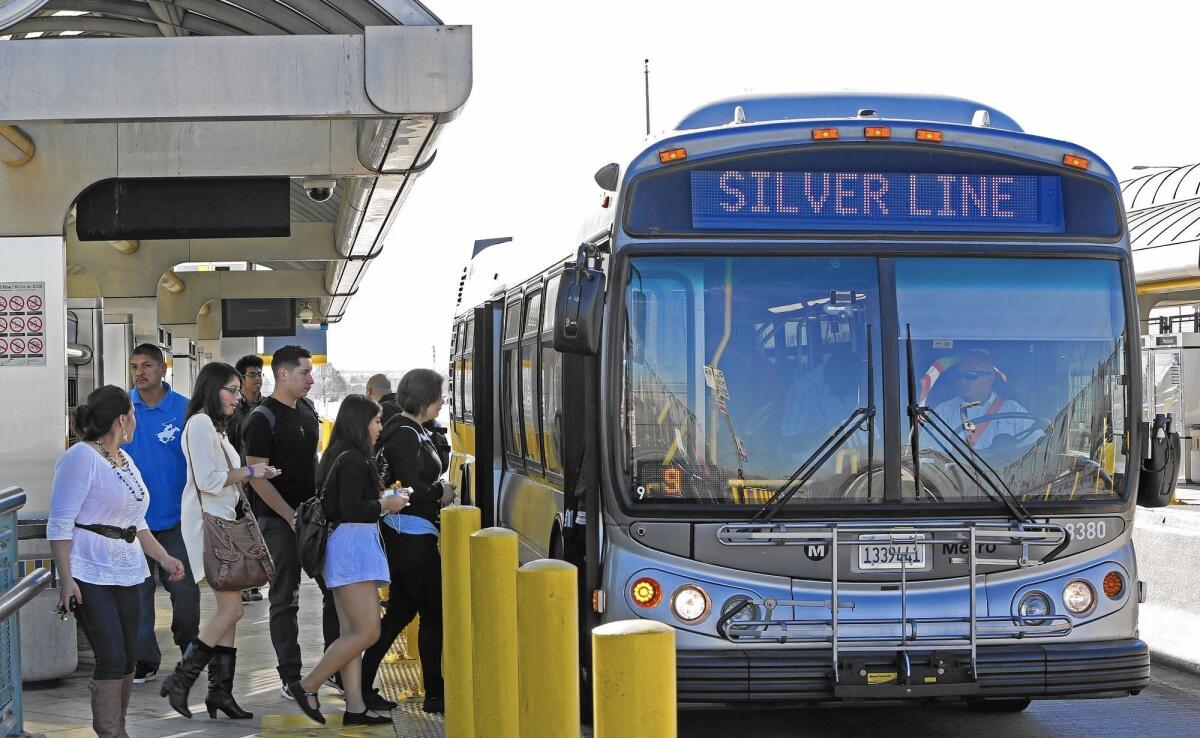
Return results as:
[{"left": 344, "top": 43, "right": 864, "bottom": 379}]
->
[{"left": 472, "top": 301, "right": 501, "bottom": 528}]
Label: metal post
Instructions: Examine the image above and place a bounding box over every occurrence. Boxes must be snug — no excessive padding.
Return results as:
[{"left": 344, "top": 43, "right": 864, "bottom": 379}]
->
[
  {"left": 470, "top": 527, "right": 519, "bottom": 738},
  {"left": 442, "top": 505, "right": 481, "bottom": 738},
  {"left": 643, "top": 59, "right": 651, "bottom": 136},
  {"left": 592, "top": 620, "right": 675, "bottom": 738},
  {"left": 831, "top": 523, "right": 839, "bottom": 682},
  {"left": 517, "top": 560, "right": 579, "bottom": 738}
]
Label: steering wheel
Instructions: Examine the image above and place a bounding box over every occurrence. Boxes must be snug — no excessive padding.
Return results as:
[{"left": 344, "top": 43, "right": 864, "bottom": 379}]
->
[{"left": 959, "top": 411, "right": 1051, "bottom": 443}]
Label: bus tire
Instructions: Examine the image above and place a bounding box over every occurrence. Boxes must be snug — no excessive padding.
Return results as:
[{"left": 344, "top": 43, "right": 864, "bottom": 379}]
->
[{"left": 966, "top": 697, "right": 1032, "bottom": 713}]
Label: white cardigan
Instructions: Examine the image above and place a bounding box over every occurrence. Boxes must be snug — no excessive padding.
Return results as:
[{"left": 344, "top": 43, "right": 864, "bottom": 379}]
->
[{"left": 180, "top": 413, "right": 243, "bottom": 584}]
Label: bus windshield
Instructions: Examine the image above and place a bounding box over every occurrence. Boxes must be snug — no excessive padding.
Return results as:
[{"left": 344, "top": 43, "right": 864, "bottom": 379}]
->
[{"left": 621, "top": 255, "right": 1129, "bottom": 510}]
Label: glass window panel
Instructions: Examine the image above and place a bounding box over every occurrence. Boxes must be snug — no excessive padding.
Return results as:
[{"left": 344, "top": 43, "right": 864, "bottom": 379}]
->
[
  {"left": 542, "top": 342, "right": 564, "bottom": 475},
  {"left": 521, "top": 341, "right": 542, "bottom": 466}
]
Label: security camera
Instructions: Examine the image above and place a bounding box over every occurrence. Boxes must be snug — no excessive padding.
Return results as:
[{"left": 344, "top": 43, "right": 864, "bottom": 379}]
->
[{"left": 302, "top": 178, "right": 336, "bottom": 202}]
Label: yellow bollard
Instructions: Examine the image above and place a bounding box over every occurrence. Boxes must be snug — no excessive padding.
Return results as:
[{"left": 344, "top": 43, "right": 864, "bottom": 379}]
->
[
  {"left": 470, "top": 527, "right": 519, "bottom": 738},
  {"left": 442, "top": 505, "right": 481, "bottom": 738},
  {"left": 517, "top": 560, "right": 579, "bottom": 738},
  {"left": 402, "top": 615, "right": 421, "bottom": 664},
  {"left": 592, "top": 620, "right": 676, "bottom": 738}
]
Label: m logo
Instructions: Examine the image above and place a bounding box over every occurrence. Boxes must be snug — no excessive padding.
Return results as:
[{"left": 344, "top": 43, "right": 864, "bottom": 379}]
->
[{"left": 805, "top": 544, "right": 827, "bottom": 562}]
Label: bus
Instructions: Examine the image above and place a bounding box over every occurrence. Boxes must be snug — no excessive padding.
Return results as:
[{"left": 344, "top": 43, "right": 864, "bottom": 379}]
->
[{"left": 447, "top": 93, "right": 1180, "bottom": 710}]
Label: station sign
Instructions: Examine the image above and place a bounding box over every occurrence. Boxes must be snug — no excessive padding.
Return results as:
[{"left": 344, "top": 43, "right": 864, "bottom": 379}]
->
[{"left": 0, "top": 282, "right": 47, "bottom": 367}]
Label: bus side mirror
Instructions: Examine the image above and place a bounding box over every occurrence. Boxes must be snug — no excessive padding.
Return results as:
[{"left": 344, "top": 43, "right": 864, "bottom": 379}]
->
[
  {"left": 1138, "top": 414, "right": 1180, "bottom": 508},
  {"left": 554, "top": 260, "right": 606, "bottom": 355}
]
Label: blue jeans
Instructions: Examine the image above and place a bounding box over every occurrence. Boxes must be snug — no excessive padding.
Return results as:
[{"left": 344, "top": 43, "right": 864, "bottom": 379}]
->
[{"left": 135, "top": 524, "right": 200, "bottom": 669}]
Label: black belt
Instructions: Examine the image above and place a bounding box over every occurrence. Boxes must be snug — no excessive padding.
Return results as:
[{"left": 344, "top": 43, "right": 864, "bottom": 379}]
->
[{"left": 76, "top": 523, "right": 138, "bottom": 543}]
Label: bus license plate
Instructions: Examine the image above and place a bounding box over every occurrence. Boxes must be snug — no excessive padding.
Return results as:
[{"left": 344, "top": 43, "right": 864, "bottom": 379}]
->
[{"left": 857, "top": 535, "right": 928, "bottom": 570}]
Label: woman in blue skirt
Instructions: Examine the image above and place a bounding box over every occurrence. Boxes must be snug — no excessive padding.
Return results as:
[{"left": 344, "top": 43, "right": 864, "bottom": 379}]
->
[{"left": 288, "top": 395, "right": 409, "bottom": 726}]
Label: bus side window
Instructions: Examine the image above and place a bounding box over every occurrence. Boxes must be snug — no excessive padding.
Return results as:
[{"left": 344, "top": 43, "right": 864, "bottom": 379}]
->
[
  {"left": 463, "top": 319, "right": 475, "bottom": 419},
  {"left": 449, "top": 322, "right": 462, "bottom": 419},
  {"left": 503, "top": 300, "right": 524, "bottom": 462},
  {"left": 542, "top": 276, "right": 564, "bottom": 476},
  {"left": 521, "top": 291, "right": 544, "bottom": 469}
]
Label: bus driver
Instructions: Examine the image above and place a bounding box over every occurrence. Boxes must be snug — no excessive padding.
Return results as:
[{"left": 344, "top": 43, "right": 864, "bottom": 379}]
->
[{"left": 930, "top": 351, "right": 1042, "bottom": 452}]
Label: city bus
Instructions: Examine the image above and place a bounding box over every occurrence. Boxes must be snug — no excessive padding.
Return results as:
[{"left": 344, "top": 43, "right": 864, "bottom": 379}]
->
[{"left": 447, "top": 93, "right": 1180, "bottom": 710}]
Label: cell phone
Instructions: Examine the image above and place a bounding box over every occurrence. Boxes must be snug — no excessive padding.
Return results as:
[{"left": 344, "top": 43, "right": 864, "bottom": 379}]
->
[{"left": 56, "top": 595, "right": 78, "bottom": 620}]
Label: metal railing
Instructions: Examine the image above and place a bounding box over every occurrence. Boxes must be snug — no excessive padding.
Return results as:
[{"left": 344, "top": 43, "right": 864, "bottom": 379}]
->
[
  {"left": 715, "top": 520, "right": 1070, "bottom": 692},
  {"left": 0, "top": 487, "right": 51, "bottom": 737}
]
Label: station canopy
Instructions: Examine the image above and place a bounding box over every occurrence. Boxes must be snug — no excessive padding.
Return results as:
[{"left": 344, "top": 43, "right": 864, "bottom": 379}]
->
[
  {"left": 0, "top": 0, "right": 470, "bottom": 327},
  {"left": 1122, "top": 165, "right": 1200, "bottom": 289}
]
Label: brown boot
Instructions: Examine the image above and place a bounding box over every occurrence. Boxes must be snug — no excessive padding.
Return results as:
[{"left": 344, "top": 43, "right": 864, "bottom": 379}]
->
[
  {"left": 89, "top": 678, "right": 126, "bottom": 738},
  {"left": 119, "top": 673, "right": 134, "bottom": 737}
]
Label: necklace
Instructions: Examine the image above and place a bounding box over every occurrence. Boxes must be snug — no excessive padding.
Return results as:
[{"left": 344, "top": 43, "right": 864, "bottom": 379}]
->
[{"left": 94, "top": 442, "right": 147, "bottom": 502}]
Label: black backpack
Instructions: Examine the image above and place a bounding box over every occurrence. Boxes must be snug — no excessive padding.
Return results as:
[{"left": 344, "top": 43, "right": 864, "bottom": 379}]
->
[{"left": 295, "top": 450, "right": 351, "bottom": 579}]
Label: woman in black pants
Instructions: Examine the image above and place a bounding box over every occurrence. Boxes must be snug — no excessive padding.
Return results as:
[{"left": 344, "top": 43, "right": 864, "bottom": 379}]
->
[
  {"left": 362, "top": 368, "right": 456, "bottom": 714},
  {"left": 48, "top": 386, "right": 186, "bottom": 737}
]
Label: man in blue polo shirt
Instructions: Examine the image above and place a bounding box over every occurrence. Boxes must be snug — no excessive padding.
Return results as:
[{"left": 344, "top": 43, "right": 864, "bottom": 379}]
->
[{"left": 122, "top": 343, "right": 200, "bottom": 684}]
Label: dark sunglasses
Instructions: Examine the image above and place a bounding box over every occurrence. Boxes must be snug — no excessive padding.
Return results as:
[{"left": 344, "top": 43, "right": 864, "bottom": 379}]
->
[{"left": 958, "top": 370, "right": 993, "bottom": 381}]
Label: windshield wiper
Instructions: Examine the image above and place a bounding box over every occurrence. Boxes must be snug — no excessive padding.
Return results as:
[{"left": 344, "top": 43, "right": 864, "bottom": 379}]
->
[
  {"left": 903, "top": 324, "right": 1034, "bottom": 524},
  {"left": 752, "top": 326, "right": 875, "bottom": 523}
]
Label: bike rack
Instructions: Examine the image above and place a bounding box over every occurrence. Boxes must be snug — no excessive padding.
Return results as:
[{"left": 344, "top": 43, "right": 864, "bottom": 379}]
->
[{"left": 715, "top": 521, "right": 1071, "bottom": 689}]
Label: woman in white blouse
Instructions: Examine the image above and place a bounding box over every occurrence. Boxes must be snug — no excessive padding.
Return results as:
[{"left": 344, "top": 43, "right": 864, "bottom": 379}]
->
[
  {"left": 160, "top": 362, "right": 279, "bottom": 720},
  {"left": 49, "top": 385, "right": 186, "bottom": 738}
]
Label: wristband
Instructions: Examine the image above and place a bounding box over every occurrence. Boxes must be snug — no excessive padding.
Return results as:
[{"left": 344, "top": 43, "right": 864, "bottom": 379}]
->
[{"left": 246, "top": 465, "right": 255, "bottom": 479}]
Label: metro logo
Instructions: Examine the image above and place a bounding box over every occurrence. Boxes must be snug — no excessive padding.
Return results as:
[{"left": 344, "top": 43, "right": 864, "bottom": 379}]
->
[{"left": 691, "top": 170, "right": 1063, "bottom": 234}]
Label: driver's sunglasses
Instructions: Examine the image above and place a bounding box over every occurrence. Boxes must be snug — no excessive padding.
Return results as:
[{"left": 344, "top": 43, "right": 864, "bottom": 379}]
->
[{"left": 958, "top": 370, "right": 993, "bottom": 381}]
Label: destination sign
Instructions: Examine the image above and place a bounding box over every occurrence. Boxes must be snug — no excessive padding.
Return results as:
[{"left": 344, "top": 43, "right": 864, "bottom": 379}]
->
[{"left": 690, "top": 171, "right": 1064, "bottom": 233}]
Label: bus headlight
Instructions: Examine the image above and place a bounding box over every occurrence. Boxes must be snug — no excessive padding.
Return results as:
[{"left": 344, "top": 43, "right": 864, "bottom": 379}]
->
[
  {"left": 721, "top": 595, "right": 763, "bottom": 633},
  {"left": 1063, "top": 579, "right": 1096, "bottom": 616},
  {"left": 671, "top": 585, "right": 711, "bottom": 623},
  {"left": 1017, "top": 591, "right": 1052, "bottom": 625}
]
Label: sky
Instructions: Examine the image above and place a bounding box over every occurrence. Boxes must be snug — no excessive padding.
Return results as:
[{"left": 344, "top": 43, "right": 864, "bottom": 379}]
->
[{"left": 327, "top": 0, "right": 1200, "bottom": 371}]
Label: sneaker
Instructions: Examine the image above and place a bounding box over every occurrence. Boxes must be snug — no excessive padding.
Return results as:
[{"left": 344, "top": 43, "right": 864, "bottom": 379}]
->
[
  {"left": 421, "top": 695, "right": 445, "bottom": 714},
  {"left": 280, "top": 679, "right": 295, "bottom": 700},
  {"left": 324, "top": 675, "right": 344, "bottom": 696},
  {"left": 132, "top": 664, "right": 157, "bottom": 685}
]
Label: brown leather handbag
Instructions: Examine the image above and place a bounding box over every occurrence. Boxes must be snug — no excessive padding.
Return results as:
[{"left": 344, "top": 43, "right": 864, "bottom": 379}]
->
[{"left": 185, "top": 423, "right": 274, "bottom": 591}]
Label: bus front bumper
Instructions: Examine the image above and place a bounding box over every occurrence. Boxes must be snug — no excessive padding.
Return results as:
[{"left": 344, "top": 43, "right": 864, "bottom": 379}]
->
[{"left": 678, "top": 638, "right": 1150, "bottom": 703}]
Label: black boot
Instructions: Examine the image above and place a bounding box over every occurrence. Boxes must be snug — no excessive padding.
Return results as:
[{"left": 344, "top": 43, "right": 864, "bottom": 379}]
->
[
  {"left": 204, "top": 646, "right": 253, "bottom": 719},
  {"left": 159, "top": 639, "right": 214, "bottom": 718}
]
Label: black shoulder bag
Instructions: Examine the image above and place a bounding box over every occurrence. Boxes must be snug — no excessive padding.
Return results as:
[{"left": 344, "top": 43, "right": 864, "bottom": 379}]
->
[{"left": 295, "top": 450, "right": 352, "bottom": 579}]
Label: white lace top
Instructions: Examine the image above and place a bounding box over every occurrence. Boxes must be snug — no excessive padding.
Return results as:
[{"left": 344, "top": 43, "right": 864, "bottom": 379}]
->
[{"left": 48, "top": 442, "right": 151, "bottom": 587}]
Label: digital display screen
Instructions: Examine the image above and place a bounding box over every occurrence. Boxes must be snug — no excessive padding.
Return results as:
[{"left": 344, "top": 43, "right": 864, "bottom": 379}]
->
[{"left": 690, "top": 171, "right": 1064, "bottom": 233}]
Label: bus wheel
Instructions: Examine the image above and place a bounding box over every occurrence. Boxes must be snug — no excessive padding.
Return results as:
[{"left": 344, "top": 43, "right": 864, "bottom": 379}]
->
[{"left": 966, "top": 697, "right": 1032, "bottom": 713}]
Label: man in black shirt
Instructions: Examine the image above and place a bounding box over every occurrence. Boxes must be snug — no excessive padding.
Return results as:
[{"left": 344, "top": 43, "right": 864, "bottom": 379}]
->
[
  {"left": 243, "top": 345, "right": 336, "bottom": 699},
  {"left": 228, "top": 354, "right": 266, "bottom": 455}
]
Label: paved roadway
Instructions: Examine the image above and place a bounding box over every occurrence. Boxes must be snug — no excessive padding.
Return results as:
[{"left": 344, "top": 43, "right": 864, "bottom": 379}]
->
[{"left": 675, "top": 666, "right": 1200, "bottom": 737}]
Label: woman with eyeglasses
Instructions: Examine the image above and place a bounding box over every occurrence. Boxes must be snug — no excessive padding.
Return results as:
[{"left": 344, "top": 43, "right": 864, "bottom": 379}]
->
[{"left": 163, "top": 362, "right": 280, "bottom": 719}]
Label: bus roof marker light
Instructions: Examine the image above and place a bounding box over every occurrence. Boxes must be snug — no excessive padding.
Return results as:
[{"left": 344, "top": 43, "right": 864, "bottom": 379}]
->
[
  {"left": 972, "top": 109, "right": 992, "bottom": 127},
  {"left": 864, "top": 126, "right": 891, "bottom": 139},
  {"left": 658, "top": 147, "right": 687, "bottom": 165},
  {"left": 1063, "top": 154, "right": 1090, "bottom": 170},
  {"left": 916, "top": 129, "right": 944, "bottom": 143},
  {"left": 812, "top": 128, "right": 839, "bottom": 141},
  {"left": 732, "top": 105, "right": 747, "bottom": 124}
]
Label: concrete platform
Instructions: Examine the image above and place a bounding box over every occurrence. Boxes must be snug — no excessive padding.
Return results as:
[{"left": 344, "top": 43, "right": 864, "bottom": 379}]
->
[{"left": 21, "top": 578, "right": 442, "bottom": 737}]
